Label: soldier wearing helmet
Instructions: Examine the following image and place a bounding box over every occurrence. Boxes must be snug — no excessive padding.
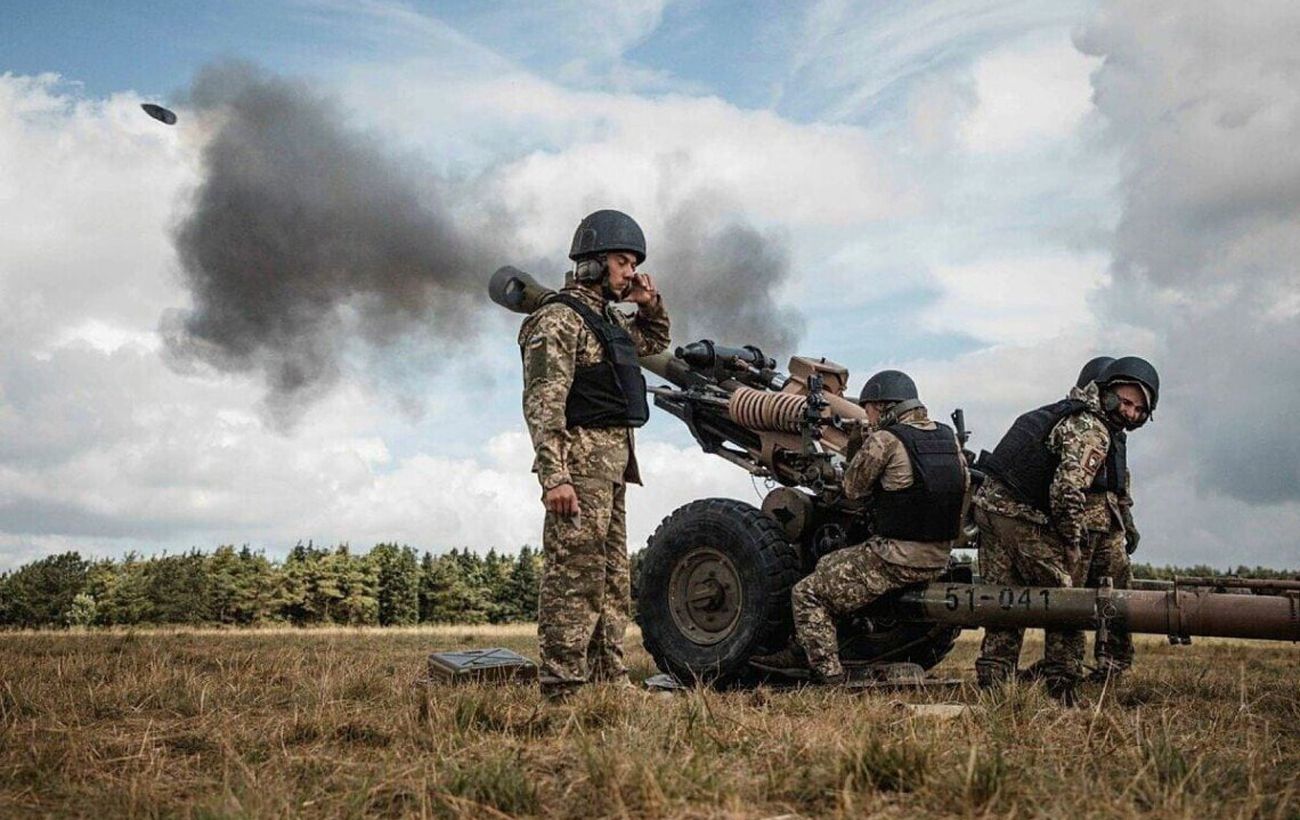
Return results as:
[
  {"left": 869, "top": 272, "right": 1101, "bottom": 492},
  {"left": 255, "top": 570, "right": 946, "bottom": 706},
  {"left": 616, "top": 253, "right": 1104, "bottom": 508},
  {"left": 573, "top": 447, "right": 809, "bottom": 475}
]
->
[
  {"left": 753, "top": 370, "right": 970, "bottom": 684},
  {"left": 516, "top": 209, "right": 671, "bottom": 701},
  {"left": 974, "top": 355, "right": 1159, "bottom": 703},
  {"left": 1072, "top": 357, "right": 1146, "bottom": 679}
]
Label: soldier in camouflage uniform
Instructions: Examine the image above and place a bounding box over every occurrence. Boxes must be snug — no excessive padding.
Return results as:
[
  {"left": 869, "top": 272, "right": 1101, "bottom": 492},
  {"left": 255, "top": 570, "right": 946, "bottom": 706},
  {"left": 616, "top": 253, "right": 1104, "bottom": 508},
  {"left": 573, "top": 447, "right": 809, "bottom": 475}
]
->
[
  {"left": 516, "top": 210, "right": 671, "bottom": 700},
  {"left": 754, "top": 370, "right": 970, "bottom": 684},
  {"left": 1069, "top": 357, "right": 1140, "bottom": 680},
  {"left": 975, "top": 357, "right": 1157, "bottom": 702}
]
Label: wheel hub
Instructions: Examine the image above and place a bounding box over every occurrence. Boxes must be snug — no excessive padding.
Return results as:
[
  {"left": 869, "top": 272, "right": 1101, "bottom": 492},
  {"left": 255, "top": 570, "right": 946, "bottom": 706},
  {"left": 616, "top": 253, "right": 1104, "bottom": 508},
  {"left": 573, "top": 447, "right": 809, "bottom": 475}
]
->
[{"left": 667, "top": 547, "right": 743, "bottom": 645}]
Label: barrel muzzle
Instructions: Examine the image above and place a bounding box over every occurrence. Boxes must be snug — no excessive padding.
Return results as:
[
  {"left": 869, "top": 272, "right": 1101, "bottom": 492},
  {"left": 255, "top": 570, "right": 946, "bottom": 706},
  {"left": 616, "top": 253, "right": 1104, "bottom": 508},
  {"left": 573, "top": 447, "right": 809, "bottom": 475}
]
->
[{"left": 489, "top": 266, "right": 554, "bottom": 314}]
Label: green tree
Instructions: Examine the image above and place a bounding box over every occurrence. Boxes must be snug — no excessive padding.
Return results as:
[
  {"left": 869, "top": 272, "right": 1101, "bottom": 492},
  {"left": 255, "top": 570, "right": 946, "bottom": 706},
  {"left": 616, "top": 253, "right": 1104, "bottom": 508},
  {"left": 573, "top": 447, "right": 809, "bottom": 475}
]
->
[
  {"left": 501, "top": 546, "right": 541, "bottom": 622},
  {"left": 317, "top": 546, "right": 379, "bottom": 625},
  {"left": 98, "top": 555, "right": 151, "bottom": 625},
  {"left": 144, "top": 551, "right": 213, "bottom": 624},
  {"left": 63, "top": 592, "right": 97, "bottom": 627},
  {"left": 0, "top": 552, "right": 89, "bottom": 627},
  {"left": 207, "top": 545, "right": 276, "bottom": 624},
  {"left": 371, "top": 543, "right": 419, "bottom": 626},
  {"left": 420, "top": 552, "right": 487, "bottom": 624}
]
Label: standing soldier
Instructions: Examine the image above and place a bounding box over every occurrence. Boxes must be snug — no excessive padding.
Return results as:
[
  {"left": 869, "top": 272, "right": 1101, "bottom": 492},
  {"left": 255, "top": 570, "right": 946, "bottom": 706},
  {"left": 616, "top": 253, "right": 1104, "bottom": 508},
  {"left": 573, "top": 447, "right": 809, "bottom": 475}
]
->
[
  {"left": 517, "top": 210, "right": 671, "bottom": 701},
  {"left": 975, "top": 356, "right": 1157, "bottom": 703},
  {"left": 753, "top": 371, "right": 970, "bottom": 684}
]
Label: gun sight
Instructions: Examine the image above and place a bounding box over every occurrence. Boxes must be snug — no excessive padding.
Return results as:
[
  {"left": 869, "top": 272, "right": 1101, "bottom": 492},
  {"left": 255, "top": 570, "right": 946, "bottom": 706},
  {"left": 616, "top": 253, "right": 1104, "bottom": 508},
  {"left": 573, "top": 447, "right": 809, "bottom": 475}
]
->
[{"left": 676, "top": 340, "right": 776, "bottom": 372}]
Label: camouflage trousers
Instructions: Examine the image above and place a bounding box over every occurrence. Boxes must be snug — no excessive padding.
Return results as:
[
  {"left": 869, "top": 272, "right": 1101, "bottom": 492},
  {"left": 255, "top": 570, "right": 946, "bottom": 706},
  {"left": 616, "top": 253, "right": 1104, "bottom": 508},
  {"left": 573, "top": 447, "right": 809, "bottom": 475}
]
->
[
  {"left": 792, "top": 539, "right": 949, "bottom": 681},
  {"left": 1085, "top": 527, "right": 1134, "bottom": 673},
  {"left": 538, "top": 477, "right": 630, "bottom": 698},
  {"left": 974, "top": 506, "right": 1084, "bottom": 690}
]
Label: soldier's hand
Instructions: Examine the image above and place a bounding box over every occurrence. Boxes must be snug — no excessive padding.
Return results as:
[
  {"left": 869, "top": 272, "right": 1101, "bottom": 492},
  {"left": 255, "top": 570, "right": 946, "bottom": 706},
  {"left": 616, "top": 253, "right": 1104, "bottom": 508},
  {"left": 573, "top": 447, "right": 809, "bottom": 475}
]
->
[
  {"left": 627, "top": 272, "right": 657, "bottom": 305},
  {"left": 544, "top": 483, "right": 581, "bottom": 517},
  {"left": 845, "top": 420, "right": 867, "bottom": 461},
  {"left": 1125, "top": 526, "right": 1140, "bottom": 555}
]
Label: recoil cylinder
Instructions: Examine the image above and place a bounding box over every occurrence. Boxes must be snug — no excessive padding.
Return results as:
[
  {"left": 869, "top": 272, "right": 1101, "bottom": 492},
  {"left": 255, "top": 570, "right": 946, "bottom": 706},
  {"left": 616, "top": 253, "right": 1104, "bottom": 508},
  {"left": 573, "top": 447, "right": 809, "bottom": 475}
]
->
[{"left": 728, "top": 386, "right": 808, "bottom": 433}]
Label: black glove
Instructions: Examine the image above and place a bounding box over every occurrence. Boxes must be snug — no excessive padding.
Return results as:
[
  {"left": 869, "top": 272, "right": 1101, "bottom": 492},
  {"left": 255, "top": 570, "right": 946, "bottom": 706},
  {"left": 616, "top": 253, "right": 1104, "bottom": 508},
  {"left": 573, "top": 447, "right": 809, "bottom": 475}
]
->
[{"left": 1124, "top": 526, "right": 1140, "bottom": 555}]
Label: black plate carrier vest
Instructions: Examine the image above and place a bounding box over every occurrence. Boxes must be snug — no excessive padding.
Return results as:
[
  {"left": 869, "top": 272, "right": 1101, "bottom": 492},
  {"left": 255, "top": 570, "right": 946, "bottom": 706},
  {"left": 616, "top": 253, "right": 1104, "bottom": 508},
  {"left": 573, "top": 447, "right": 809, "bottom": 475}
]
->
[
  {"left": 549, "top": 294, "right": 650, "bottom": 430},
  {"left": 1090, "top": 429, "right": 1127, "bottom": 496},
  {"left": 872, "top": 422, "right": 967, "bottom": 542},
  {"left": 981, "top": 398, "right": 1096, "bottom": 513}
]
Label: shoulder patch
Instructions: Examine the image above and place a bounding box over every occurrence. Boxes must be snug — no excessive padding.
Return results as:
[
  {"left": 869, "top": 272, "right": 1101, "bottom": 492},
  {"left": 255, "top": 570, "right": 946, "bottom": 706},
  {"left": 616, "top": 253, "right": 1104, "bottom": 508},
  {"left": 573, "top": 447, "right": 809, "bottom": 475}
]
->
[{"left": 1083, "top": 446, "right": 1106, "bottom": 475}]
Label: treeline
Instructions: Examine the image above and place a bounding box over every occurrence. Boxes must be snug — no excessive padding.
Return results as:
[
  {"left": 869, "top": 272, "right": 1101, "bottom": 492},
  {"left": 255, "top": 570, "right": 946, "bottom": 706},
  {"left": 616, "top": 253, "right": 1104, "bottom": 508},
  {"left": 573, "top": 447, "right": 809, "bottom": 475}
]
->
[
  {"left": 0, "top": 544, "right": 1291, "bottom": 630},
  {"left": 1129, "top": 563, "right": 1297, "bottom": 581},
  {"left": 0, "top": 543, "right": 546, "bottom": 629}
]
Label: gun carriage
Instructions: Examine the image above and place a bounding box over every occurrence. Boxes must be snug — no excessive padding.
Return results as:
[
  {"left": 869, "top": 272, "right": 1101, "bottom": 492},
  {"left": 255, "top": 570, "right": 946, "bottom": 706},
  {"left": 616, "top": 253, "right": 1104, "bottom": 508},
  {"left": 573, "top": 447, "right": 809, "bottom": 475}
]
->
[{"left": 491, "top": 267, "right": 1300, "bottom": 687}]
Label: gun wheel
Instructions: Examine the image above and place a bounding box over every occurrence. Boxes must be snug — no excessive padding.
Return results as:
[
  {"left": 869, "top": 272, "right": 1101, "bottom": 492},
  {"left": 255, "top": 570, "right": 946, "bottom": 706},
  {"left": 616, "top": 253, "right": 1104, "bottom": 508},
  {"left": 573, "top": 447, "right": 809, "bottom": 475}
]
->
[
  {"left": 667, "top": 547, "right": 744, "bottom": 645},
  {"left": 638, "top": 498, "right": 800, "bottom": 686}
]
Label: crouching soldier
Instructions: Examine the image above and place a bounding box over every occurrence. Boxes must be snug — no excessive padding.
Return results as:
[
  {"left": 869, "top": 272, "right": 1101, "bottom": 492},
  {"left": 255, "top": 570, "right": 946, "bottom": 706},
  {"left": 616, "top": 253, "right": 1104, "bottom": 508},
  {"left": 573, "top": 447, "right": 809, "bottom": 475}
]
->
[
  {"left": 517, "top": 209, "right": 671, "bottom": 701},
  {"left": 1071, "top": 357, "right": 1143, "bottom": 681},
  {"left": 975, "top": 356, "right": 1157, "bottom": 703},
  {"left": 753, "top": 370, "right": 970, "bottom": 683}
]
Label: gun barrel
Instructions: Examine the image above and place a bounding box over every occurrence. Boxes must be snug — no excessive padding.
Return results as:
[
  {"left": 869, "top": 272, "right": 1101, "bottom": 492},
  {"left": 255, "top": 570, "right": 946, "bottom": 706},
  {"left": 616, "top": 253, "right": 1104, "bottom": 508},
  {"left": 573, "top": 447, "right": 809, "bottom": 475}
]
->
[{"left": 895, "top": 582, "right": 1300, "bottom": 642}]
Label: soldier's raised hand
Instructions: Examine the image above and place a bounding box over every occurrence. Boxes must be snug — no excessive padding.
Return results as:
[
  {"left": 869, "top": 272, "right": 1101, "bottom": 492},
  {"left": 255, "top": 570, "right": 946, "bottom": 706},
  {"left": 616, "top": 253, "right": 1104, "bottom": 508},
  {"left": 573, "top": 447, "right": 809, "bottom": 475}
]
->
[
  {"left": 544, "top": 483, "right": 581, "bottom": 517},
  {"left": 627, "top": 272, "right": 657, "bottom": 305}
]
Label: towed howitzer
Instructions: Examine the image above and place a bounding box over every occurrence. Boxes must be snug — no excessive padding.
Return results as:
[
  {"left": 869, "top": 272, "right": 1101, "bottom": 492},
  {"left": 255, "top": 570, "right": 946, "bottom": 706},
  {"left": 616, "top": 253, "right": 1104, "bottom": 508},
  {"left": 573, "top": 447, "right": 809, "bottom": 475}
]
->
[{"left": 490, "top": 266, "right": 1300, "bottom": 686}]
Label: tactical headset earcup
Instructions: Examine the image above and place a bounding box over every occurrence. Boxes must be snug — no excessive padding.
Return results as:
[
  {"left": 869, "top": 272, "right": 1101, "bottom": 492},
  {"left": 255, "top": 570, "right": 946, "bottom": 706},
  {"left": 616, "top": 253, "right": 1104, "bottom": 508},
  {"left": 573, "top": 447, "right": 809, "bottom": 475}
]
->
[
  {"left": 1102, "top": 390, "right": 1121, "bottom": 413},
  {"left": 574, "top": 256, "right": 607, "bottom": 283}
]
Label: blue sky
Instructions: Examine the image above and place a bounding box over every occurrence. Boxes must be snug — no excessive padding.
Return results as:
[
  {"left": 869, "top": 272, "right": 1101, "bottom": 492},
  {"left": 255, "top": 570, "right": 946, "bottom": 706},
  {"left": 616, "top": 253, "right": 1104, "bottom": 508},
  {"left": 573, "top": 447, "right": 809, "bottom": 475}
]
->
[{"left": 2, "top": 0, "right": 1298, "bottom": 569}]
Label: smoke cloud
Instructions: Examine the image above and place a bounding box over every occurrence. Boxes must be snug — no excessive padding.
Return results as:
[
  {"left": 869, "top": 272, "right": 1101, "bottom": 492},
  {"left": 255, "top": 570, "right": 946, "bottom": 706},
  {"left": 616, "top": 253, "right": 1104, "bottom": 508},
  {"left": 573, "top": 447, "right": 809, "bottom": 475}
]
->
[
  {"left": 164, "top": 62, "right": 498, "bottom": 425},
  {"left": 165, "top": 62, "right": 803, "bottom": 426},
  {"left": 1079, "top": 2, "right": 1300, "bottom": 503},
  {"left": 652, "top": 196, "right": 804, "bottom": 356}
]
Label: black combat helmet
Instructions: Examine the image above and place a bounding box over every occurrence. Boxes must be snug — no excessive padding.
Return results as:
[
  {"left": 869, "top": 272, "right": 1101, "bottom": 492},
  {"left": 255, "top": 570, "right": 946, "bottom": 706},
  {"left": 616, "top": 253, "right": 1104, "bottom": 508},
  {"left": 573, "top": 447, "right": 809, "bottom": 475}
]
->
[
  {"left": 569, "top": 210, "right": 646, "bottom": 264},
  {"left": 1100, "top": 356, "right": 1160, "bottom": 429},
  {"left": 859, "top": 369, "right": 919, "bottom": 405},
  {"left": 1076, "top": 356, "right": 1115, "bottom": 389}
]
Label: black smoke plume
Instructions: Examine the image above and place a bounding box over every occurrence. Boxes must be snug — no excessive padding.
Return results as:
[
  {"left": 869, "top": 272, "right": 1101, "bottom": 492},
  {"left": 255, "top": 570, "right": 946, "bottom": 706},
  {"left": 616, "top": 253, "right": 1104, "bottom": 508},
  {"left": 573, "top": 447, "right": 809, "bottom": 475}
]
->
[
  {"left": 165, "top": 62, "right": 803, "bottom": 427},
  {"left": 652, "top": 196, "right": 804, "bottom": 356}
]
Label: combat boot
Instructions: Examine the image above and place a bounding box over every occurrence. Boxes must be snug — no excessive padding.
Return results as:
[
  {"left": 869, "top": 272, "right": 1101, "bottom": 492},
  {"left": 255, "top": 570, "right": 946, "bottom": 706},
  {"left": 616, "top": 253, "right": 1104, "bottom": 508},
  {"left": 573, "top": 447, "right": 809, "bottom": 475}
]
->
[
  {"left": 748, "top": 643, "right": 811, "bottom": 678},
  {"left": 1044, "top": 675, "right": 1084, "bottom": 707},
  {"left": 1086, "top": 663, "right": 1126, "bottom": 684}
]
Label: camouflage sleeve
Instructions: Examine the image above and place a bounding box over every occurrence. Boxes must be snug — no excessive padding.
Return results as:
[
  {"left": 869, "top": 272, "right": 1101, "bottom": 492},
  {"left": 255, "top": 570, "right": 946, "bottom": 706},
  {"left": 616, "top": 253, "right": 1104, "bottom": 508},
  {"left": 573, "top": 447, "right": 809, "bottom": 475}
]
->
[
  {"left": 842, "top": 430, "right": 894, "bottom": 501},
  {"left": 1047, "top": 415, "right": 1110, "bottom": 548},
  {"left": 627, "top": 294, "right": 671, "bottom": 356},
  {"left": 519, "top": 306, "right": 581, "bottom": 490},
  {"left": 1119, "top": 468, "right": 1138, "bottom": 546}
]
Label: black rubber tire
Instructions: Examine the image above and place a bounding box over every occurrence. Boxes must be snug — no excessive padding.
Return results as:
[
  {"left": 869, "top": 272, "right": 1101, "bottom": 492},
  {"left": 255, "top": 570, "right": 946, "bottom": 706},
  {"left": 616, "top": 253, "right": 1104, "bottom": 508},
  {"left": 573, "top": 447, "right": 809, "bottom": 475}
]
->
[{"left": 637, "top": 498, "right": 801, "bottom": 686}]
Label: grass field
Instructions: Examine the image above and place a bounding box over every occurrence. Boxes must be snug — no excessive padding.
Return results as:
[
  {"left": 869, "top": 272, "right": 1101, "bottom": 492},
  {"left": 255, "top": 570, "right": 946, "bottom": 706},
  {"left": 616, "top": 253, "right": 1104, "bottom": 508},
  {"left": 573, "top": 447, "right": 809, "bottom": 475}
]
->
[{"left": 1, "top": 625, "right": 1297, "bottom": 818}]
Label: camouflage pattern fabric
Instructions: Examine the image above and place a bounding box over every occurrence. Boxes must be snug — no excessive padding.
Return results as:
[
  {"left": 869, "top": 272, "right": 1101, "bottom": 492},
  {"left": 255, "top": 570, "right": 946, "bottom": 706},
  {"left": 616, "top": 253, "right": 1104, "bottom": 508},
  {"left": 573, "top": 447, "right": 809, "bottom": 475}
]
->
[
  {"left": 792, "top": 539, "right": 951, "bottom": 681},
  {"left": 1065, "top": 385, "right": 1136, "bottom": 674},
  {"left": 537, "top": 477, "right": 630, "bottom": 696},
  {"left": 841, "top": 405, "right": 969, "bottom": 569},
  {"left": 1085, "top": 527, "right": 1134, "bottom": 672},
  {"left": 517, "top": 284, "right": 670, "bottom": 489},
  {"left": 517, "top": 281, "right": 670, "bottom": 700},
  {"left": 1045, "top": 382, "right": 1112, "bottom": 552},
  {"left": 973, "top": 502, "right": 1084, "bottom": 691}
]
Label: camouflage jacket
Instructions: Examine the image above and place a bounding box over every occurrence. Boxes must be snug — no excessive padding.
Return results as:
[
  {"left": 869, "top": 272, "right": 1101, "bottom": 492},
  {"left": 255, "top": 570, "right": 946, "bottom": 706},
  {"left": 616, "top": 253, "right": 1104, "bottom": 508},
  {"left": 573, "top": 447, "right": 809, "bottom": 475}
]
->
[
  {"left": 1067, "top": 385, "right": 1133, "bottom": 534},
  {"left": 975, "top": 383, "right": 1112, "bottom": 549},
  {"left": 517, "top": 284, "right": 670, "bottom": 489},
  {"left": 843, "top": 406, "right": 970, "bottom": 569}
]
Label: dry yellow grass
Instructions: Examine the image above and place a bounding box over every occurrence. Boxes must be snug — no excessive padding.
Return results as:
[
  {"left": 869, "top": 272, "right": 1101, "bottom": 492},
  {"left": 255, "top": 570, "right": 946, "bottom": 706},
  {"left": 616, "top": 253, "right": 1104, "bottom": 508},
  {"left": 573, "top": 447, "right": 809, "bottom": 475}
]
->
[{"left": 1, "top": 627, "right": 1296, "bottom": 818}]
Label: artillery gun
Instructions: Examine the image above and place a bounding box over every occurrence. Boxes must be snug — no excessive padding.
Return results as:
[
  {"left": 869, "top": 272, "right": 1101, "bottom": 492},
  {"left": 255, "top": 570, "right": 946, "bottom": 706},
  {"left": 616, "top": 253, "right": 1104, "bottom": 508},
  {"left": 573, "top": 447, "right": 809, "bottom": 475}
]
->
[{"left": 491, "top": 267, "right": 1300, "bottom": 686}]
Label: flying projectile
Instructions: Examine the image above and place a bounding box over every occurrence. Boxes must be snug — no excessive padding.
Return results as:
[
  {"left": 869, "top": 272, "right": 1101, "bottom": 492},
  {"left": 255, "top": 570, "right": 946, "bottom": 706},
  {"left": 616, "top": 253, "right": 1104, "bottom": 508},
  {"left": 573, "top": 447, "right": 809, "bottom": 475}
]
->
[{"left": 141, "top": 103, "right": 177, "bottom": 125}]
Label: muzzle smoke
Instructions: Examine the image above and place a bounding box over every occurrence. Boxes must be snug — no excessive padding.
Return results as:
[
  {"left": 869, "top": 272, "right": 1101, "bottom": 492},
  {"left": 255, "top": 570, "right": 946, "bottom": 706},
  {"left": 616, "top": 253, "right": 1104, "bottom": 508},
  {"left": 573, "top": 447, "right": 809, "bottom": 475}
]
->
[{"left": 164, "top": 62, "right": 803, "bottom": 427}]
